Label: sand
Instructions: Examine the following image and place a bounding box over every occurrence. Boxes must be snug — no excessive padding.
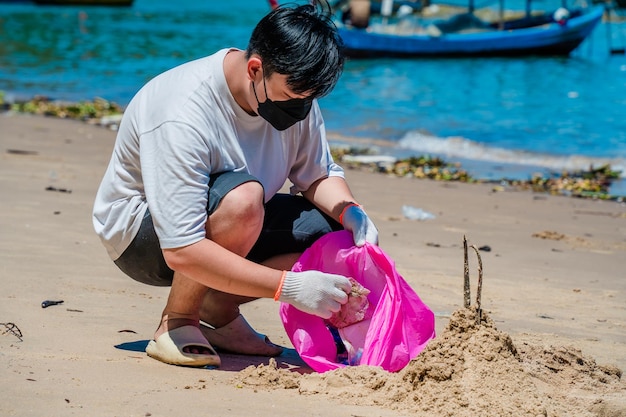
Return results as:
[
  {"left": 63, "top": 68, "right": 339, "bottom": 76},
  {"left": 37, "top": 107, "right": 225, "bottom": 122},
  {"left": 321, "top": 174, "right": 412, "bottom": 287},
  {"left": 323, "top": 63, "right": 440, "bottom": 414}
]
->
[{"left": 1, "top": 112, "right": 625, "bottom": 416}]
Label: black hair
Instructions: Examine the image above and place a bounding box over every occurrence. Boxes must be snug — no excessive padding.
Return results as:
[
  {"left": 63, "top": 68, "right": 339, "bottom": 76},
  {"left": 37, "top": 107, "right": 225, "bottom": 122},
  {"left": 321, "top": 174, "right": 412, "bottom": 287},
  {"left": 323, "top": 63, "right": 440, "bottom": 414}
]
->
[{"left": 245, "top": 0, "right": 345, "bottom": 99}]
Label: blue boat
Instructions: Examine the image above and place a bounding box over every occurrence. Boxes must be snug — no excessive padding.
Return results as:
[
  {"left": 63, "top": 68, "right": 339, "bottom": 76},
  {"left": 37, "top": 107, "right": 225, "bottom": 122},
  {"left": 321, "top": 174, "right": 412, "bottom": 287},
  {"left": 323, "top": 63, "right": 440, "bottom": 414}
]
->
[
  {"left": 336, "top": 4, "right": 605, "bottom": 57},
  {"left": 33, "top": 0, "right": 133, "bottom": 5}
]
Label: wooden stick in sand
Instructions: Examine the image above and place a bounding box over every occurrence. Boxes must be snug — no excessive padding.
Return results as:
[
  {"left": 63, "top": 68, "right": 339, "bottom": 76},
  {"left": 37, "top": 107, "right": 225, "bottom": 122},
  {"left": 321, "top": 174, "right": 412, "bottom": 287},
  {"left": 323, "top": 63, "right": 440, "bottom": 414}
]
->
[
  {"left": 463, "top": 236, "right": 484, "bottom": 325},
  {"left": 470, "top": 244, "right": 483, "bottom": 325},
  {"left": 463, "top": 235, "right": 471, "bottom": 308}
]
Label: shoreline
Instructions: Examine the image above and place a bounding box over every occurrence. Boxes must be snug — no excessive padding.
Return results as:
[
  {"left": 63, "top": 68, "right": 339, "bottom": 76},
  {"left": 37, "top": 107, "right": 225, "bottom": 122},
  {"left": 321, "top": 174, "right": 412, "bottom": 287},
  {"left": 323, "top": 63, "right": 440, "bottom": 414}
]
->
[
  {"left": 327, "top": 131, "right": 626, "bottom": 198},
  {"left": 2, "top": 97, "right": 624, "bottom": 199}
]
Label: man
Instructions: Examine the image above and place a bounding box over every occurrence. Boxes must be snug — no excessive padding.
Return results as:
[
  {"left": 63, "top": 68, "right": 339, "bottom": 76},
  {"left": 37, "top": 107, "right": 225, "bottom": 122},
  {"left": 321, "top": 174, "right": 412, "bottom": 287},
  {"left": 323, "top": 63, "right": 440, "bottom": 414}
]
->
[{"left": 93, "top": 1, "right": 378, "bottom": 367}]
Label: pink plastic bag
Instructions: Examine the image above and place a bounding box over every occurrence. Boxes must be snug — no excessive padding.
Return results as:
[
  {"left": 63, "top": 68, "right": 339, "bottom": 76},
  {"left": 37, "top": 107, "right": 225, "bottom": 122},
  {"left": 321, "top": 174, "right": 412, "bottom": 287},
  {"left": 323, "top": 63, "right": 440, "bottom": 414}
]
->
[{"left": 279, "top": 230, "right": 436, "bottom": 373}]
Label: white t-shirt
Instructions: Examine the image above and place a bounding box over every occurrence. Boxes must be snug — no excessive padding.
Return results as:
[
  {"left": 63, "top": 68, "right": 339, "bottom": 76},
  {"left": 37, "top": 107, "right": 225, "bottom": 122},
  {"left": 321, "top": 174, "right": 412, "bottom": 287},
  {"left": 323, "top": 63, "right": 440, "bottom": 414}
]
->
[{"left": 93, "top": 48, "right": 344, "bottom": 260}]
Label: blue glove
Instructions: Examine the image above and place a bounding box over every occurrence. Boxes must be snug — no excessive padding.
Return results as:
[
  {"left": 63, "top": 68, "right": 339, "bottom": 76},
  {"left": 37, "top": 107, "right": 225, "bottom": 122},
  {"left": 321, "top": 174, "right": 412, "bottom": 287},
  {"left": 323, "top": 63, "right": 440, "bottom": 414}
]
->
[{"left": 340, "top": 203, "right": 379, "bottom": 247}]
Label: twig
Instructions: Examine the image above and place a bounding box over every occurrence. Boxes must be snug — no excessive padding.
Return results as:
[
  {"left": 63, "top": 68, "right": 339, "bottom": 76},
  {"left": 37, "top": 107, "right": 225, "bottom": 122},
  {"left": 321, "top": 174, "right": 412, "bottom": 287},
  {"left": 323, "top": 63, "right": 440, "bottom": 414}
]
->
[
  {"left": 463, "top": 235, "right": 470, "bottom": 308},
  {"left": 470, "top": 245, "right": 483, "bottom": 325},
  {"left": 0, "top": 322, "right": 23, "bottom": 342}
]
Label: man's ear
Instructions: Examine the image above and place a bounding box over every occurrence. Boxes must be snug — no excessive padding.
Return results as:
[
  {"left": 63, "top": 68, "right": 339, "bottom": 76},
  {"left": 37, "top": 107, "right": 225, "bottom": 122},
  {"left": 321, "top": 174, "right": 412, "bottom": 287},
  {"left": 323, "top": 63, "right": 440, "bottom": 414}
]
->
[{"left": 247, "top": 55, "right": 262, "bottom": 82}]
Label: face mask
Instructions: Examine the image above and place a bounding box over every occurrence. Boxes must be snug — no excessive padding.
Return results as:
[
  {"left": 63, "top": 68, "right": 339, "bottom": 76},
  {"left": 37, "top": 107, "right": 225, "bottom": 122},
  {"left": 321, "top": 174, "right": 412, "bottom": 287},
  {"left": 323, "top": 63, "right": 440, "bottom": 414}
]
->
[{"left": 252, "top": 76, "right": 312, "bottom": 131}]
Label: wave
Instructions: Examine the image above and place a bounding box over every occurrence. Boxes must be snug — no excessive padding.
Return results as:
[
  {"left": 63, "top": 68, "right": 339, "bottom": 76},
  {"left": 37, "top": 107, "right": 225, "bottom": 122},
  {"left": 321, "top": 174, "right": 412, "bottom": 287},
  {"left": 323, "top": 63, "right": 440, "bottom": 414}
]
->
[{"left": 397, "top": 131, "right": 626, "bottom": 177}]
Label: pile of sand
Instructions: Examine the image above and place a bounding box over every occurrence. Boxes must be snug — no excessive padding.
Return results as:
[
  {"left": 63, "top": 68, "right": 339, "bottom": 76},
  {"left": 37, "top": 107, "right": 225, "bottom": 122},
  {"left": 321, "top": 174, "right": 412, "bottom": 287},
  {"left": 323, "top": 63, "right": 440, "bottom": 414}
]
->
[{"left": 236, "top": 309, "right": 625, "bottom": 416}]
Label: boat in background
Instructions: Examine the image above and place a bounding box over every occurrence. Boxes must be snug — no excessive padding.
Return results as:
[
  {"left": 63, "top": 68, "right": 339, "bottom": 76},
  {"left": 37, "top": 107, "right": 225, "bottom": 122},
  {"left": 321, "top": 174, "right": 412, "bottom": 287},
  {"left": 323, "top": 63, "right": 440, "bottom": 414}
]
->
[
  {"left": 335, "top": 0, "right": 605, "bottom": 57},
  {"left": 33, "top": 0, "right": 133, "bottom": 5}
]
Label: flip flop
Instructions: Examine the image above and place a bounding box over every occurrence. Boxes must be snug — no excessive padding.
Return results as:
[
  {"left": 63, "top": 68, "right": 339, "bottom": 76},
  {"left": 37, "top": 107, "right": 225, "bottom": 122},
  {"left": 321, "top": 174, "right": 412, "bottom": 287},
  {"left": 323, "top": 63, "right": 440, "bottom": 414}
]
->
[
  {"left": 145, "top": 325, "right": 221, "bottom": 367},
  {"left": 200, "top": 314, "right": 284, "bottom": 357}
]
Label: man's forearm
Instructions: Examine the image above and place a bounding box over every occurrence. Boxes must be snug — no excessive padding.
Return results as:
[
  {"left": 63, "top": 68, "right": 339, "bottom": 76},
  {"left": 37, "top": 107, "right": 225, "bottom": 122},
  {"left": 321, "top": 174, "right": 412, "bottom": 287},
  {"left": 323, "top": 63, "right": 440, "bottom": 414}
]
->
[
  {"left": 302, "top": 176, "right": 359, "bottom": 221},
  {"left": 162, "top": 239, "right": 282, "bottom": 298}
]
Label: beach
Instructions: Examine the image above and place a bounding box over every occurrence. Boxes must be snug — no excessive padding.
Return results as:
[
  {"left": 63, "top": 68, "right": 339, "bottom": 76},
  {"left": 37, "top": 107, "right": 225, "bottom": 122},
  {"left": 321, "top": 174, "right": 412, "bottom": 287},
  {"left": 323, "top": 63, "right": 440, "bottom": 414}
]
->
[{"left": 1, "top": 112, "right": 625, "bottom": 416}]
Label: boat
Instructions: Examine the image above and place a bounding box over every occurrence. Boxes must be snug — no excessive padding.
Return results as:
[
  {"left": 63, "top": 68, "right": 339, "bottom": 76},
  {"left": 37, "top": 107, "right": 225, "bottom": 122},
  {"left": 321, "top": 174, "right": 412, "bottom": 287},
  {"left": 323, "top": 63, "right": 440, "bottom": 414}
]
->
[
  {"left": 33, "top": 0, "right": 133, "bottom": 5},
  {"left": 334, "top": 1, "right": 605, "bottom": 57}
]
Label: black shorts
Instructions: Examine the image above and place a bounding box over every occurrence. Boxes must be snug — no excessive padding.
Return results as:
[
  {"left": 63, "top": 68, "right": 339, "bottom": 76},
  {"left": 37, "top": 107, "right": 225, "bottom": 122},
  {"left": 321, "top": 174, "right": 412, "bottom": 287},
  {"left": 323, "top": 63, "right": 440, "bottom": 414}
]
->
[{"left": 113, "top": 171, "right": 342, "bottom": 286}]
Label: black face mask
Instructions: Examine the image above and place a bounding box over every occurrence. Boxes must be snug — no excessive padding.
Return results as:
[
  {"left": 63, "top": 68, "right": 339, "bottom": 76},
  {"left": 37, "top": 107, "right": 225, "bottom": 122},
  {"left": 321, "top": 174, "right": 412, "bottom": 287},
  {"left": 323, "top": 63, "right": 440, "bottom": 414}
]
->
[{"left": 252, "top": 77, "right": 312, "bottom": 131}]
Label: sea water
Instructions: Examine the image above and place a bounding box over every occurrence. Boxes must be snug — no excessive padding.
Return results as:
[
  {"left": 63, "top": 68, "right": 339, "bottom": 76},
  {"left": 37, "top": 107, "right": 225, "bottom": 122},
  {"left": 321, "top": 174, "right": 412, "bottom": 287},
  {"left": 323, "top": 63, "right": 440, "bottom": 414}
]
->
[{"left": 1, "top": 0, "right": 625, "bottom": 194}]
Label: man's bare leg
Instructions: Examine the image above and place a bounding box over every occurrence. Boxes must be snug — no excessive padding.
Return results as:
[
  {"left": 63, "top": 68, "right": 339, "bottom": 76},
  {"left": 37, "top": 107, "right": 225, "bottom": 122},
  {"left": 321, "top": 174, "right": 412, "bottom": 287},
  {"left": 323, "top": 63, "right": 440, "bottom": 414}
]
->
[
  {"left": 153, "top": 181, "right": 265, "bottom": 355},
  {"left": 153, "top": 272, "right": 209, "bottom": 354}
]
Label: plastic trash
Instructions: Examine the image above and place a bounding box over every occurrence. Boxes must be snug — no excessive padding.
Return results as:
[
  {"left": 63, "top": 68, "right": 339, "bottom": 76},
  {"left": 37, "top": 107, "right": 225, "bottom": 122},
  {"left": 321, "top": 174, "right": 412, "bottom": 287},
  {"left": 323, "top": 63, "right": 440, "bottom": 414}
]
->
[
  {"left": 402, "top": 205, "right": 436, "bottom": 220},
  {"left": 41, "top": 300, "right": 64, "bottom": 308}
]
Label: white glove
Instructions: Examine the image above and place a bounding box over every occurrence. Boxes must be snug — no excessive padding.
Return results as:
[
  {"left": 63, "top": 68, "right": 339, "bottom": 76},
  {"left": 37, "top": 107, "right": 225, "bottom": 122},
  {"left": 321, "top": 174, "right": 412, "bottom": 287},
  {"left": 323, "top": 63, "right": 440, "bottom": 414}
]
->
[
  {"left": 277, "top": 271, "right": 351, "bottom": 319},
  {"left": 340, "top": 204, "right": 379, "bottom": 247}
]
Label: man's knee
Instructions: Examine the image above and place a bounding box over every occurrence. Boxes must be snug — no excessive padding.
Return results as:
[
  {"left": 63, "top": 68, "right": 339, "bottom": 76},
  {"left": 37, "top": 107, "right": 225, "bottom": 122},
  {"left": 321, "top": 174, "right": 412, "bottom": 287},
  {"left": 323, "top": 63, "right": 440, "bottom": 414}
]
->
[{"left": 211, "top": 181, "right": 265, "bottom": 234}]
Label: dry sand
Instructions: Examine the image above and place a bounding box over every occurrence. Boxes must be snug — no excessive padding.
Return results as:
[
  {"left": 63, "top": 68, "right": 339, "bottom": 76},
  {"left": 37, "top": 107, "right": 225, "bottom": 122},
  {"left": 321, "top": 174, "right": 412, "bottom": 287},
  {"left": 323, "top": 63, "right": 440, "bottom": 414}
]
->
[{"left": 1, "top": 112, "right": 625, "bottom": 416}]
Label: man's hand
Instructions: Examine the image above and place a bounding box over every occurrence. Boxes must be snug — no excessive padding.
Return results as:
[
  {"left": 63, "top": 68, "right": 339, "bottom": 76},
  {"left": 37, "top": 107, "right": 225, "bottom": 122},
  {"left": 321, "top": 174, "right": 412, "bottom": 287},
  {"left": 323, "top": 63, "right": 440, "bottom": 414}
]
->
[
  {"left": 340, "top": 204, "right": 379, "bottom": 247},
  {"left": 277, "top": 271, "right": 351, "bottom": 319}
]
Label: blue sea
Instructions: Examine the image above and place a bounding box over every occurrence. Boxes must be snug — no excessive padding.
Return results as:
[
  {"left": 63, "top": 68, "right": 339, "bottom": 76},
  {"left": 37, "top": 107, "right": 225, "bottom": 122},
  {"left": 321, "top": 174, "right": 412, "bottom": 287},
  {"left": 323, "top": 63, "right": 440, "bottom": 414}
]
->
[{"left": 1, "top": 0, "right": 626, "bottom": 194}]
